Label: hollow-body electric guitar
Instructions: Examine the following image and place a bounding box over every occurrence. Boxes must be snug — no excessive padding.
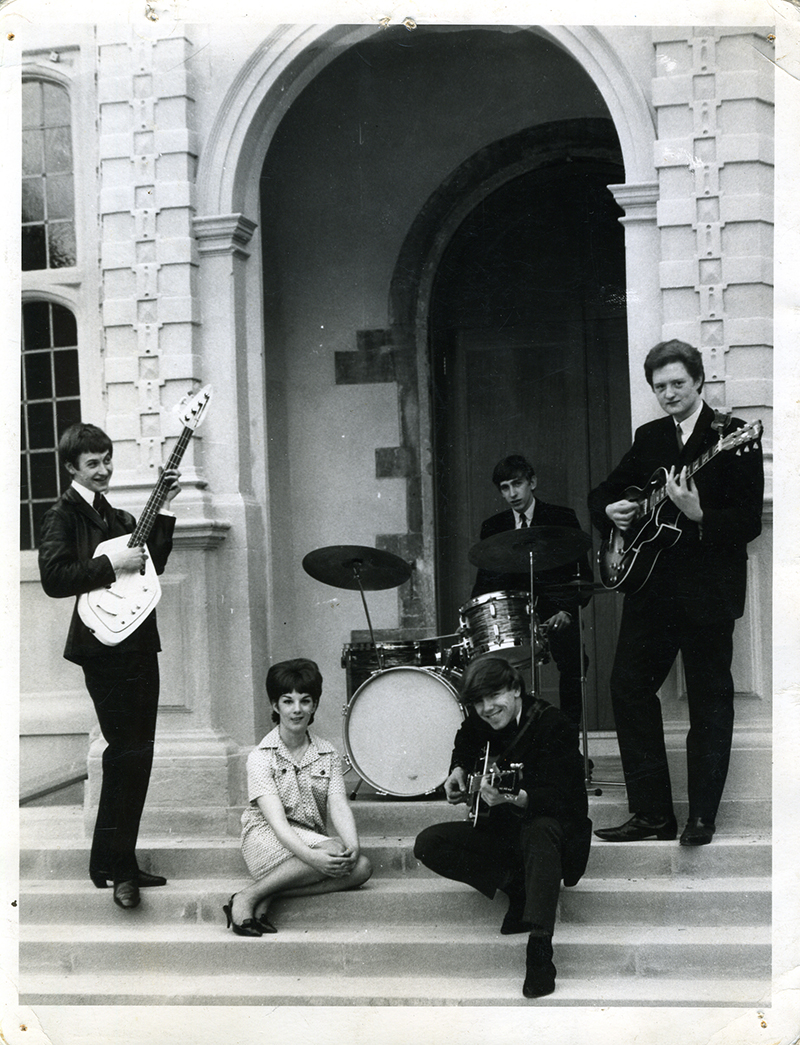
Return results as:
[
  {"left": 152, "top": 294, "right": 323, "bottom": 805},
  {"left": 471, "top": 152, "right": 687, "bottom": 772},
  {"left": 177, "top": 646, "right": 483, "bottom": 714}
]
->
[
  {"left": 598, "top": 419, "right": 762, "bottom": 594},
  {"left": 467, "top": 742, "right": 523, "bottom": 826},
  {"left": 77, "top": 385, "right": 213, "bottom": 646}
]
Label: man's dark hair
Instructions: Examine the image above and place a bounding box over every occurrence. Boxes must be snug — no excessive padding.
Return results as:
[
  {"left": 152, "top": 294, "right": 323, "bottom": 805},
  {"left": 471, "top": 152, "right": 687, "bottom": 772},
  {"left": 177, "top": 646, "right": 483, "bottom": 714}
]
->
[
  {"left": 643, "top": 340, "right": 705, "bottom": 391},
  {"left": 58, "top": 423, "right": 113, "bottom": 470},
  {"left": 461, "top": 656, "right": 525, "bottom": 706},
  {"left": 266, "top": 658, "right": 323, "bottom": 724},
  {"left": 491, "top": 454, "right": 536, "bottom": 488}
]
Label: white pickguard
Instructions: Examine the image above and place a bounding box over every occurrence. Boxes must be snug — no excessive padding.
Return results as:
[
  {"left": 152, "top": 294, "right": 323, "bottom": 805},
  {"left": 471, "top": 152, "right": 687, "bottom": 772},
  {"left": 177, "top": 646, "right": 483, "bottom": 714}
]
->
[{"left": 77, "top": 534, "right": 162, "bottom": 646}]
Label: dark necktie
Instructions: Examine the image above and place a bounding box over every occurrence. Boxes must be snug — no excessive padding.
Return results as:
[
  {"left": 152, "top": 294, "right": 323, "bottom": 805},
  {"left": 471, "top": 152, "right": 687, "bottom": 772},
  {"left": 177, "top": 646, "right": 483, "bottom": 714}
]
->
[
  {"left": 676, "top": 423, "right": 684, "bottom": 451},
  {"left": 93, "top": 493, "right": 108, "bottom": 524},
  {"left": 518, "top": 513, "right": 528, "bottom": 528}
]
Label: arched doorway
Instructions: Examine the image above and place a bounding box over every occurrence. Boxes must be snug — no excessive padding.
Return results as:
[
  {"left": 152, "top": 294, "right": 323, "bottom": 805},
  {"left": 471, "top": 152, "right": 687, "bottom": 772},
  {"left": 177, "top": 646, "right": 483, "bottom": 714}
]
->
[{"left": 428, "top": 126, "right": 631, "bottom": 728}]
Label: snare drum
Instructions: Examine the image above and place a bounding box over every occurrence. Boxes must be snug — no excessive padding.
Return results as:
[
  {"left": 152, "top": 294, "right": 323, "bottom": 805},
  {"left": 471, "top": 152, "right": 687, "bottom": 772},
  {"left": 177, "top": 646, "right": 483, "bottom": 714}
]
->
[
  {"left": 341, "top": 639, "right": 440, "bottom": 699},
  {"left": 342, "top": 666, "right": 464, "bottom": 796},
  {"left": 458, "top": 590, "right": 532, "bottom": 659}
]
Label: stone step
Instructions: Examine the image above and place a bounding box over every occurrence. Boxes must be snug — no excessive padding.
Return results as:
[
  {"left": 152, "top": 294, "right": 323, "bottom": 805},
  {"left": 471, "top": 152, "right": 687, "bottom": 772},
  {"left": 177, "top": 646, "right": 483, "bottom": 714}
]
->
[
  {"left": 17, "top": 971, "right": 770, "bottom": 1008},
  {"left": 19, "top": 923, "right": 771, "bottom": 982},
  {"left": 19, "top": 875, "right": 771, "bottom": 927},
  {"left": 20, "top": 832, "right": 772, "bottom": 881}
]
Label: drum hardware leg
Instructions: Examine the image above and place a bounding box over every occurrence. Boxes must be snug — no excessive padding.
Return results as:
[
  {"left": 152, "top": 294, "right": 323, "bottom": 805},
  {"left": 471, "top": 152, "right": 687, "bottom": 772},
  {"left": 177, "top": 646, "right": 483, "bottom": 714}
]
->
[{"left": 349, "top": 777, "right": 364, "bottom": 801}]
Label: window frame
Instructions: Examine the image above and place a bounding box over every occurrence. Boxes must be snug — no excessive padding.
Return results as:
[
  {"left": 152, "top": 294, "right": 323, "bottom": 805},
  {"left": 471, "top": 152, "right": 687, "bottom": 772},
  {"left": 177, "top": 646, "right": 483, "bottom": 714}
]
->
[{"left": 21, "top": 36, "right": 104, "bottom": 557}]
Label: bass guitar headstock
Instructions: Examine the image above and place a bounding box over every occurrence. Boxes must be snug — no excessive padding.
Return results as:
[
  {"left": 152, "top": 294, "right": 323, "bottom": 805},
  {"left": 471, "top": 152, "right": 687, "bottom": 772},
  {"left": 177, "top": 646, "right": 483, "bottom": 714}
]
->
[{"left": 175, "top": 384, "right": 213, "bottom": 432}]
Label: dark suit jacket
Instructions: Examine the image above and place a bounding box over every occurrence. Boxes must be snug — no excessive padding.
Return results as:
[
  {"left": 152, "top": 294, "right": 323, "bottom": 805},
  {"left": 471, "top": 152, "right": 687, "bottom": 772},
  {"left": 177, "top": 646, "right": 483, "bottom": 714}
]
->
[
  {"left": 38, "top": 486, "right": 175, "bottom": 663},
  {"left": 587, "top": 402, "right": 763, "bottom": 621},
  {"left": 449, "top": 695, "right": 591, "bottom": 885},
  {"left": 471, "top": 499, "right": 593, "bottom": 621}
]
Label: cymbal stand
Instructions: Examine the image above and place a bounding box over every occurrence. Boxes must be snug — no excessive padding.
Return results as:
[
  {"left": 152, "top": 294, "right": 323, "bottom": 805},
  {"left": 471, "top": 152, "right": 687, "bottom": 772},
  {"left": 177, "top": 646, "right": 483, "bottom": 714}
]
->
[
  {"left": 528, "top": 550, "right": 542, "bottom": 699},
  {"left": 348, "top": 559, "right": 384, "bottom": 672}
]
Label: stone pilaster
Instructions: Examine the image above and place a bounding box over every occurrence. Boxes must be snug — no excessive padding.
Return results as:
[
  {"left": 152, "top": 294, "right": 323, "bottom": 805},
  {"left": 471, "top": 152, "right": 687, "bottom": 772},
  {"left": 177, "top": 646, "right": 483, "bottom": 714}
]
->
[
  {"left": 87, "top": 26, "right": 241, "bottom": 839},
  {"left": 651, "top": 27, "right": 773, "bottom": 712}
]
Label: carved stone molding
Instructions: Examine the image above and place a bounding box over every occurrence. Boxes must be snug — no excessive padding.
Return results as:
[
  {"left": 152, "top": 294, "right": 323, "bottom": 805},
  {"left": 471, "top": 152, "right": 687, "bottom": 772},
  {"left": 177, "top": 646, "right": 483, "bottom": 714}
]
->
[
  {"left": 193, "top": 214, "right": 258, "bottom": 259},
  {"left": 608, "top": 182, "right": 659, "bottom": 225}
]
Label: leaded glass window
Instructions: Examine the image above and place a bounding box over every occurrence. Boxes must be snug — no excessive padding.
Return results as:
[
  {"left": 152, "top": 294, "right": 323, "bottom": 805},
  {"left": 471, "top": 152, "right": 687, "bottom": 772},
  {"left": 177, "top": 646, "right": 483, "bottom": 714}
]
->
[
  {"left": 22, "top": 80, "right": 76, "bottom": 271},
  {"left": 21, "top": 301, "right": 81, "bottom": 549}
]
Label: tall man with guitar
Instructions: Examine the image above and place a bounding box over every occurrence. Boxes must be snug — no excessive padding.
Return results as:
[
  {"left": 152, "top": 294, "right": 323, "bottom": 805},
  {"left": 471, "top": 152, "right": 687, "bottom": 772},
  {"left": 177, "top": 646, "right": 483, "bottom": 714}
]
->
[
  {"left": 414, "top": 656, "right": 591, "bottom": 999},
  {"left": 38, "top": 421, "right": 185, "bottom": 911},
  {"left": 588, "top": 341, "right": 763, "bottom": 847}
]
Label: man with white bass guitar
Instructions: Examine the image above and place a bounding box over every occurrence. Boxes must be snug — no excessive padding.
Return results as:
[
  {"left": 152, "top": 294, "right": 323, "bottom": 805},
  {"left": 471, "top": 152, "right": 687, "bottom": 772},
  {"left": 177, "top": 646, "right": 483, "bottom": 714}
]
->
[
  {"left": 38, "top": 423, "right": 181, "bottom": 911},
  {"left": 588, "top": 340, "right": 763, "bottom": 847}
]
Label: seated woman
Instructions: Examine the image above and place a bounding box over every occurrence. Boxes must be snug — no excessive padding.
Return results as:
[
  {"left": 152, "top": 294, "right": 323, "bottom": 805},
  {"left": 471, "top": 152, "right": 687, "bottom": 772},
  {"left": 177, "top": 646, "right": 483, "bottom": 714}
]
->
[{"left": 225, "top": 657, "right": 372, "bottom": 936}]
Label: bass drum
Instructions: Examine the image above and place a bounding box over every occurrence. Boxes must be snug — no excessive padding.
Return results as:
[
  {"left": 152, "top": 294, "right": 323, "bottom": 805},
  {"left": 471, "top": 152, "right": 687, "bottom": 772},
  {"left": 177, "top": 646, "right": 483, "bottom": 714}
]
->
[{"left": 343, "top": 667, "right": 464, "bottom": 797}]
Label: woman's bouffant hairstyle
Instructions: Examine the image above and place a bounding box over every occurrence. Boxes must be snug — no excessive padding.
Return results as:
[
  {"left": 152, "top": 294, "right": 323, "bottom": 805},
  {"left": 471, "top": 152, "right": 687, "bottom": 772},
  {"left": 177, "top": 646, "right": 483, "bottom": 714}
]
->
[
  {"left": 58, "top": 423, "right": 113, "bottom": 470},
  {"left": 266, "top": 658, "right": 323, "bottom": 724},
  {"left": 460, "top": 656, "right": 525, "bottom": 707}
]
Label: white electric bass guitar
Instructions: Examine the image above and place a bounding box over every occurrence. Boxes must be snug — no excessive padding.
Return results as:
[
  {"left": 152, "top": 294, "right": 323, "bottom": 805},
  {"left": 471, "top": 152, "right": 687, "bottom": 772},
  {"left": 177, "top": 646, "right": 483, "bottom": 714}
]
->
[{"left": 77, "top": 385, "right": 212, "bottom": 646}]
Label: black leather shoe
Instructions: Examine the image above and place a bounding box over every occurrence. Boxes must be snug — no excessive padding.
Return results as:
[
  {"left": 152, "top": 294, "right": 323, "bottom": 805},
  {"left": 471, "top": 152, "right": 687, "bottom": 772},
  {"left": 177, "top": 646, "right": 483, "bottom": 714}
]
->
[
  {"left": 594, "top": 813, "right": 678, "bottom": 842},
  {"left": 136, "top": 870, "right": 168, "bottom": 887},
  {"left": 522, "top": 935, "right": 556, "bottom": 999},
  {"left": 113, "top": 879, "right": 141, "bottom": 909},
  {"left": 91, "top": 870, "right": 167, "bottom": 889},
  {"left": 680, "top": 817, "right": 715, "bottom": 846}
]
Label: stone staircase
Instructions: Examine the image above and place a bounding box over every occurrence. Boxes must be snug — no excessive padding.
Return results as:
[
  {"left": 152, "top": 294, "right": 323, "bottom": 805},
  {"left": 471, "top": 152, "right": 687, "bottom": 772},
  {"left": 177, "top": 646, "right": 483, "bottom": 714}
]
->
[{"left": 18, "top": 732, "right": 771, "bottom": 1008}]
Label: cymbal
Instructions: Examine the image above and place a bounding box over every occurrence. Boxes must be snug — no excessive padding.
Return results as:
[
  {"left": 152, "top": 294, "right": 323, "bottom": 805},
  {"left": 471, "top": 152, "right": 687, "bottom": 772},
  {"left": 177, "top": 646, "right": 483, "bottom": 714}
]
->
[
  {"left": 468, "top": 526, "right": 592, "bottom": 573},
  {"left": 302, "top": 545, "right": 413, "bottom": 591}
]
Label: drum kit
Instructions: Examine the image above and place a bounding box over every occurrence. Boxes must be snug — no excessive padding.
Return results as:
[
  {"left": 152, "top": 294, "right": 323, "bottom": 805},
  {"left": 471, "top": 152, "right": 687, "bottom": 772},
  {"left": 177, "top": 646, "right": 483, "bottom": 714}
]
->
[{"left": 302, "top": 525, "right": 621, "bottom": 799}]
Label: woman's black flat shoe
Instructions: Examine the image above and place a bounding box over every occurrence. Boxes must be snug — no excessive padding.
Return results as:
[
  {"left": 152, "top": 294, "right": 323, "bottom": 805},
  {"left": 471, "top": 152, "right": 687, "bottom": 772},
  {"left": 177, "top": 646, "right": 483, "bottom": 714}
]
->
[{"left": 223, "top": 894, "right": 262, "bottom": 937}]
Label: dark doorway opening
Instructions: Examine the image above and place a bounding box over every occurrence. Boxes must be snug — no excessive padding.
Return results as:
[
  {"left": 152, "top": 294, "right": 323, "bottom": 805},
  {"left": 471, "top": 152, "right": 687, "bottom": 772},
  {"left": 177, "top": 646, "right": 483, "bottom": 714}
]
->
[{"left": 431, "top": 153, "right": 631, "bottom": 730}]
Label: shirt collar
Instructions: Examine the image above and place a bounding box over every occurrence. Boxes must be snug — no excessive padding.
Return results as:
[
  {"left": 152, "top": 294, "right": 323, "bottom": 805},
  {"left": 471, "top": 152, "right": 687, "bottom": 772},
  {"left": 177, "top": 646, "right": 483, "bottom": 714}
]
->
[
  {"left": 70, "top": 481, "right": 95, "bottom": 506},
  {"left": 258, "top": 726, "right": 325, "bottom": 765},
  {"left": 676, "top": 400, "right": 704, "bottom": 441}
]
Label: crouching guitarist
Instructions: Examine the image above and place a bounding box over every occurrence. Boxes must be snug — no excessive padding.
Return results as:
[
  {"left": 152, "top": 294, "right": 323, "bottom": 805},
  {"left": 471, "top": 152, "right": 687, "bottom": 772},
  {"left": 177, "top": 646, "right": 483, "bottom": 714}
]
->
[
  {"left": 414, "top": 656, "right": 591, "bottom": 999},
  {"left": 588, "top": 340, "right": 764, "bottom": 848}
]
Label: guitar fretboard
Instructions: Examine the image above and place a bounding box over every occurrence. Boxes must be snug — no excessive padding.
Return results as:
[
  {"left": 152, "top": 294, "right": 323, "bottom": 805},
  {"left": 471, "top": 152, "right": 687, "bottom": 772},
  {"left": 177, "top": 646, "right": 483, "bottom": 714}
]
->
[
  {"left": 645, "top": 440, "right": 722, "bottom": 514},
  {"left": 127, "top": 425, "right": 193, "bottom": 548}
]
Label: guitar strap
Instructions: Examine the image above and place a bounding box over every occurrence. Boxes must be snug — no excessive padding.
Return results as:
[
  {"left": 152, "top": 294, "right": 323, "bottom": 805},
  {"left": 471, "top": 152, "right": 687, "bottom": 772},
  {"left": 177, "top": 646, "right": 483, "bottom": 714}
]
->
[
  {"left": 710, "top": 407, "right": 733, "bottom": 436},
  {"left": 495, "top": 699, "right": 548, "bottom": 766}
]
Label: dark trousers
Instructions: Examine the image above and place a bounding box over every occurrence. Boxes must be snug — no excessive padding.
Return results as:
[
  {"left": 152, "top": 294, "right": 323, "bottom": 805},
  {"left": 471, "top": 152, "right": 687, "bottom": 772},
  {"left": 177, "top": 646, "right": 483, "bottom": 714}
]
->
[
  {"left": 413, "top": 816, "right": 565, "bottom": 935},
  {"left": 610, "top": 595, "right": 735, "bottom": 821},
  {"left": 504, "top": 620, "right": 587, "bottom": 729},
  {"left": 81, "top": 651, "right": 160, "bottom": 881},
  {"left": 547, "top": 620, "right": 587, "bottom": 728}
]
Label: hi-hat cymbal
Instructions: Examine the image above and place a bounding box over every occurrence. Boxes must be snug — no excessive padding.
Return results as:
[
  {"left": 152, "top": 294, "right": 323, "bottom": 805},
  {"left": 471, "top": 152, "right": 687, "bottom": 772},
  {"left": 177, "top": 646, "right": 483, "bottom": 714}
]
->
[
  {"left": 468, "top": 526, "right": 592, "bottom": 573},
  {"left": 303, "top": 545, "right": 413, "bottom": 591}
]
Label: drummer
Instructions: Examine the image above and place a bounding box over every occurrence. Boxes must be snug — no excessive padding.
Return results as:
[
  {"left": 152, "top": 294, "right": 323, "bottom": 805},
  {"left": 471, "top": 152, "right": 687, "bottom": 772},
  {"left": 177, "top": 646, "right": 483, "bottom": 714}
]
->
[{"left": 470, "top": 454, "right": 593, "bottom": 730}]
